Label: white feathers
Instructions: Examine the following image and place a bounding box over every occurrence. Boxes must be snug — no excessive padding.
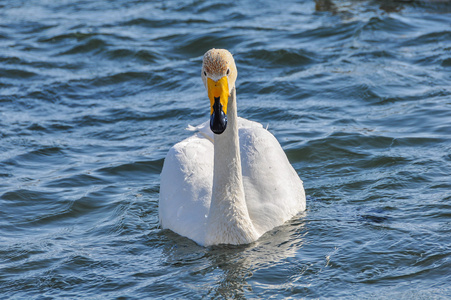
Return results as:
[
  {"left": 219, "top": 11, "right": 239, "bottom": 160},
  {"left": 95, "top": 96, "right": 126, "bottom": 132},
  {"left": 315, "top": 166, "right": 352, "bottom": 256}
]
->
[
  {"left": 159, "top": 48, "right": 305, "bottom": 246},
  {"left": 159, "top": 117, "right": 306, "bottom": 246}
]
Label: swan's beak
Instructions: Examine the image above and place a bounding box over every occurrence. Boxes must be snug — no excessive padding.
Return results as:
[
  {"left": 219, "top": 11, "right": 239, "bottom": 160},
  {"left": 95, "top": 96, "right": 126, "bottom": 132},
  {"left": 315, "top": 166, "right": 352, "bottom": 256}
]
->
[{"left": 207, "top": 76, "right": 229, "bottom": 134}]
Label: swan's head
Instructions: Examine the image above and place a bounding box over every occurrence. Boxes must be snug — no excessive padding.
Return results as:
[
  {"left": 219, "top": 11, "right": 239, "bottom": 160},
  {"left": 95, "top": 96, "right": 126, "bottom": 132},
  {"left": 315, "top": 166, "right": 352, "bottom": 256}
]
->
[{"left": 201, "top": 49, "right": 237, "bottom": 134}]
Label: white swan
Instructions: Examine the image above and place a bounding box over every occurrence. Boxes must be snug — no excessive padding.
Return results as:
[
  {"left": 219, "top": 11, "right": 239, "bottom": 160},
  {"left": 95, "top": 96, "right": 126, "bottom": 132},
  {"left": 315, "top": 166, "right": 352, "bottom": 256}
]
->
[{"left": 159, "top": 49, "right": 306, "bottom": 246}]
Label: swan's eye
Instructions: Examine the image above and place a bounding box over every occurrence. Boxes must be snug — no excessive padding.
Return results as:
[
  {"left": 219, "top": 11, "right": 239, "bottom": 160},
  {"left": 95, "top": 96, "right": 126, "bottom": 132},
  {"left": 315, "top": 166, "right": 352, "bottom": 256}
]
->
[
  {"left": 203, "top": 71, "right": 207, "bottom": 76},
  {"left": 226, "top": 68, "right": 230, "bottom": 75}
]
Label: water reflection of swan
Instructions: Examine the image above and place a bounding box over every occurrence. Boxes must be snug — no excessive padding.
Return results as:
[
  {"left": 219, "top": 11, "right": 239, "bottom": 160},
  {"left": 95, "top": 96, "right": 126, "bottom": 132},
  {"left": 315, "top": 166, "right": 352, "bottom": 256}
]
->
[
  {"left": 159, "top": 49, "right": 306, "bottom": 246},
  {"left": 162, "top": 218, "right": 307, "bottom": 298}
]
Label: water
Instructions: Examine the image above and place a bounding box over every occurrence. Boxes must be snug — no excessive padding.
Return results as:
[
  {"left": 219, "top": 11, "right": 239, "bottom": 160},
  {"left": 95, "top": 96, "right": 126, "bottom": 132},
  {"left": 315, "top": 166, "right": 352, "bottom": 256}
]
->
[{"left": 1, "top": 0, "right": 450, "bottom": 298}]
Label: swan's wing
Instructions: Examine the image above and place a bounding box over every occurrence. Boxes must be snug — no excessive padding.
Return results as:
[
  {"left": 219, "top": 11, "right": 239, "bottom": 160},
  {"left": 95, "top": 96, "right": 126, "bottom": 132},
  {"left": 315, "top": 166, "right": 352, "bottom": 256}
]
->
[
  {"left": 187, "top": 120, "right": 213, "bottom": 142},
  {"left": 238, "top": 122, "right": 306, "bottom": 236},
  {"left": 159, "top": 133, "right": 213, "bottom": 245}
]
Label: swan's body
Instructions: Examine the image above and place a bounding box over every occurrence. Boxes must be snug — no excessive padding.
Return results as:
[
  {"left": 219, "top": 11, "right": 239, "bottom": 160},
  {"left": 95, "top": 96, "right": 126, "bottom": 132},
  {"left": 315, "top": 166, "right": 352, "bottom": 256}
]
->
[{"left": 159, "top": 49, "right": 306, "bottom": 246}]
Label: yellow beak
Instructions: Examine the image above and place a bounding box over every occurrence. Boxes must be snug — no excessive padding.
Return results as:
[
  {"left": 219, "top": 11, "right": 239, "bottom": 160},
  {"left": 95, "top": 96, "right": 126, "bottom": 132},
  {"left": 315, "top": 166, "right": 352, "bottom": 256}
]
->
[{"left": 207, "top": 76, "right": 229, "bottom": 115}]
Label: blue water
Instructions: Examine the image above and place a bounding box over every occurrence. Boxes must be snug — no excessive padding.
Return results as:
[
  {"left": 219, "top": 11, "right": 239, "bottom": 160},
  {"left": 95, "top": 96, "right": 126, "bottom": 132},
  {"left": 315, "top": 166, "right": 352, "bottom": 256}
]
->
[{"left": 1, "top": 0, "right": 450, "bottom": 298}]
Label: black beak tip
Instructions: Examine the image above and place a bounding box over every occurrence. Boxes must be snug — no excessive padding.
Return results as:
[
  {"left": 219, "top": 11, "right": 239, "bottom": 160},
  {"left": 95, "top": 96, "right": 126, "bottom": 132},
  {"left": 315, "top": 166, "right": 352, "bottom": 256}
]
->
[{"left": 210, "top": 111, "right": 227, "bottom": 134}]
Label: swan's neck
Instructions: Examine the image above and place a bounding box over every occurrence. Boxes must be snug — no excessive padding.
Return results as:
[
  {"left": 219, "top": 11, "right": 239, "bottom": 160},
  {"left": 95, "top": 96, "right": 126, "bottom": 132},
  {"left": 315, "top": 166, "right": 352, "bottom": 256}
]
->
[{"left": 205, "top": 88, "right": 258, "bottom": 246}]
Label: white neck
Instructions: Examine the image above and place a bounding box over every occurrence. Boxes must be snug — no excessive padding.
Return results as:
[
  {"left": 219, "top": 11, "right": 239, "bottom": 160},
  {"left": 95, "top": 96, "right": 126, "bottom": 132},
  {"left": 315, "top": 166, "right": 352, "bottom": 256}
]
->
[{"left": 205, "top": 88, "right": 259, "bottom": 246}]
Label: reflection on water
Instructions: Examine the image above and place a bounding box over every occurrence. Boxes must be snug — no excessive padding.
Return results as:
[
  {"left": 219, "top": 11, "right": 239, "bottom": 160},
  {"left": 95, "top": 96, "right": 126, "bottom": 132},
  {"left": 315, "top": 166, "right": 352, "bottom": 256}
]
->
[
  {"left": 315, "top": 0, "right": 451, "bottom": 14},
  {"left": 162, "top": 217, "right": 308, "bottom": 298}
]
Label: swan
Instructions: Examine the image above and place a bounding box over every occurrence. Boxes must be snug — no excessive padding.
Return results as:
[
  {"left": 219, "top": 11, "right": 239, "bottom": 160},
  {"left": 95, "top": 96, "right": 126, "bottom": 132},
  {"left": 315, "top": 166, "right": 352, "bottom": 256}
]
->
[{"left": 159, "top": 49, "right": 306, "bottom": 246}]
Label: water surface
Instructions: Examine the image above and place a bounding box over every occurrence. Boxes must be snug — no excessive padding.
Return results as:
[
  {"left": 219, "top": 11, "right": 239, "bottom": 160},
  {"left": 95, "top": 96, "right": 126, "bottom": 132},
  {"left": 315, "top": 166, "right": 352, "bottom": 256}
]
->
[{"left": 1, "top": 0, "right": 450, "bottom": 298}]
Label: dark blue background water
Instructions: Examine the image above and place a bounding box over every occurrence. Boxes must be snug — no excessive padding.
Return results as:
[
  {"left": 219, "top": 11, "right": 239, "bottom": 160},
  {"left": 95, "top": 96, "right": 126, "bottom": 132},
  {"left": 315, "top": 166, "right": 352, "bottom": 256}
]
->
[{"left": 1, "top": 0, "right": 450, "bottom": 298}]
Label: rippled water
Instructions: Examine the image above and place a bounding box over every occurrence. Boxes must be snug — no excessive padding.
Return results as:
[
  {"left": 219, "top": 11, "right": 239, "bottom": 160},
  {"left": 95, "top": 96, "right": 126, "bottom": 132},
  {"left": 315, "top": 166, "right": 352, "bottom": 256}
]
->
[{"left": 1, "top": 0, "right": 450, "bottom": 298}]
